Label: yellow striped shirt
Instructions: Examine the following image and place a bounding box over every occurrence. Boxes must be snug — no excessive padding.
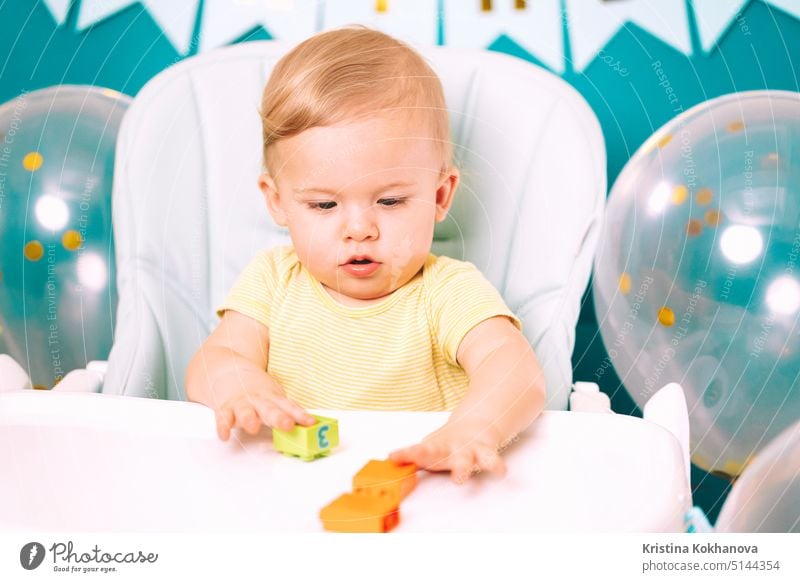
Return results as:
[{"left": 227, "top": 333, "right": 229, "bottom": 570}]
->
[{"left": 216, "top": 246, "right": 521, "bottom": 411}]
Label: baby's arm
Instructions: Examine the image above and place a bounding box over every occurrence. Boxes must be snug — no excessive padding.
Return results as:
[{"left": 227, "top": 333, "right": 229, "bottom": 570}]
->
[
  {"left": 185, "top": 310, "right": 316, "bottom": 440},
  {"left": 390, "top": 316, "right": 545, "bottom": 482}
]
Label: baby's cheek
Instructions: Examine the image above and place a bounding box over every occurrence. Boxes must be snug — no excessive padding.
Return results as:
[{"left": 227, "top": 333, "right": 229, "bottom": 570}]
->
[
  {"left": 295, "top": 216, "right": 329, "bottom": 247},
  {"left": 387, "top": 235, "right": 424, "bottom": 289}
]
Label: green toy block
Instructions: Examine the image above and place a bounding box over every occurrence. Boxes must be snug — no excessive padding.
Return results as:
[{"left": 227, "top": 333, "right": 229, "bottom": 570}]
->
[{"left": 272, "top": 415, "right": 339, "bottom": 461}]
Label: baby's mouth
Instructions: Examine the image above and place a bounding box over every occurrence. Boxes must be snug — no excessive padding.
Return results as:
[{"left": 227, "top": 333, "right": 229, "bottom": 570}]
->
[
  {"left": 342, "top": 255, "right": 379, "bottom": 266},
  {"left": 340, "top": 255, "right": 381, "bottom": 277}
]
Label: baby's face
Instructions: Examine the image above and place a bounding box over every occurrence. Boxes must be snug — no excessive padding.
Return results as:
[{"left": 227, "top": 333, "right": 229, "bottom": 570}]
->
[{"left": 260, "top": 112, "right": 459, "bottom": 304}]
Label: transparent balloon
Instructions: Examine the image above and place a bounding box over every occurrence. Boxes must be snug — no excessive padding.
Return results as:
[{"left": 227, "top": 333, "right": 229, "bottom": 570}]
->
[
  {"left": 594, "top": 90, "right": 800, "bottom": 478},
  {"left": 715, "top": 417, "right": 800, "bottom": 532},
  {"left": 0, "top": 86, "right": 130, "bottom": 388}
]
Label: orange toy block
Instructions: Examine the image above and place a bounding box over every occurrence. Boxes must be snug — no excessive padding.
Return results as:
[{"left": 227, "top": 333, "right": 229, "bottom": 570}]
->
[
  {"left": 353, "top": 459, "right": 417, "bottom": 503},
  {"left": 319, "top": 493, "right": 400, "bottom": 533}
]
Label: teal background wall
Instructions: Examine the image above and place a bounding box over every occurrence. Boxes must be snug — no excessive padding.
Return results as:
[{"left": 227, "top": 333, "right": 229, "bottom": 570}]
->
[{"left": 1, "top": 0, "right": 799, "bottom": 523}]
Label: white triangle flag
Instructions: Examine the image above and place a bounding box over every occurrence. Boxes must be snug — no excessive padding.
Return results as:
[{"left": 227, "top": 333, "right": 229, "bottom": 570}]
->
[
  {"left": 77, "top": 0, "right": 137, "bottom": 31},
  {"left": 199, "top": 0, "right": 321, "bottom": 53},
  {"left": 693, "top": 0, "right": 751, "bottom": 53},
  {"left": 444, "top": 0, "right": 563, "bottom": 73},
  {"left": 77, "top": 0, "right": 199, "bottom": 54},
  {"left": 764, "top": 0, "right": 800, "bottom": 20},
  {"left": 565, "top": 0, "right": 690, "bottom": 72},
  {"left": 141, "top": 0, "right": 200, "bottom": 54},
  {"left": 42, "top": 0, "right": 72, "bottom": 25},
  {"left": 322, "top": 0, "right": 438, "bottom": 46}
]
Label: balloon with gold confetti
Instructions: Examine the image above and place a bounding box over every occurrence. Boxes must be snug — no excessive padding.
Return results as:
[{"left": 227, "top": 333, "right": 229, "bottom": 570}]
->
[
  {"left": 593, "top": 90, "right": 800, "bottom": 478},
  {"left": 0, "top": 86, "right": 130, "bottom": 389}
]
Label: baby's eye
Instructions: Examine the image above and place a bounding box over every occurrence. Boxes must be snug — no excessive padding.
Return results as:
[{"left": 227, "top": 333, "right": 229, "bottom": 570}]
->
[
  {"left": 378, "top": 197, "right": 405, "bottom": 207},
  {"left": 309, "top": 201, "right": 337, "bottom": 211}
]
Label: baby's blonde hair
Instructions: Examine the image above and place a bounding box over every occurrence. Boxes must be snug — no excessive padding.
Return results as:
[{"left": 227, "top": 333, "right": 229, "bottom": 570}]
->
[{"left": 260, "top": 26, "right": 452, "bottom": 176}]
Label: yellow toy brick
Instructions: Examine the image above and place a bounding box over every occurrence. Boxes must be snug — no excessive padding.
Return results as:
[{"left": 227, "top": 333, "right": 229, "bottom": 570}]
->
[
  {"left": 319, "top": 493, "right": 400, "bottom": 533},
  {"left": 352, "top": 459, "right": 417, "bottom": 503},
  {"left": 272, "top": 415, "right": 339, "bottom": 461}
]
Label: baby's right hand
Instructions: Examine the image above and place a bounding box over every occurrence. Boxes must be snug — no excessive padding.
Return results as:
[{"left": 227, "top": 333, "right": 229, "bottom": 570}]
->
[{"left": 215, "top": 382, "right": 316, "bottom": 441}]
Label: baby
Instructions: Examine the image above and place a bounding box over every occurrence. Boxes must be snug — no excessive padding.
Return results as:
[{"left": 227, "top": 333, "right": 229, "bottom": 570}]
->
[{"left": 186, "top": 26, "right": 546, "bottom": 483}]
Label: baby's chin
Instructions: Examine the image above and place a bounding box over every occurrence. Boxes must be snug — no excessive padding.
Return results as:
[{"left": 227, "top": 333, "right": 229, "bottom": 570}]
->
[
  {"left": 321, "top": 274, "right": 412, "bottom": 304},
  {"left": 331, "top": 280, "right": 401, "bottom": 300},
  {"left": 314, "top": 258, "right": 426, "bottom": 302},
  {"left": 316, "top": 285, "right": 391, "bottom": 308}
]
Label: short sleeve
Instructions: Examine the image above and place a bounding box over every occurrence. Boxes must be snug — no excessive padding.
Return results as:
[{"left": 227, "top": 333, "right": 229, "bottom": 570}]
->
[
  {"left": 427, "top": 258, "right": 522, "bottom": 367},
  {"left": 215, "top": 250, "right": 280, "bottom": 328}
]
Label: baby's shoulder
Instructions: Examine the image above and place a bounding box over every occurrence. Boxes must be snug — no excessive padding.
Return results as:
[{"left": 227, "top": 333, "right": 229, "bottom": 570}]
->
[
  {"left": 252, "top": 244, "right": 302, "bottom": 286},
  {"left": 270, "top": 244, "right": 300, "bottom": 267},
  {"left": 423, "top": 253, "right": 482, "bottom": 286}
]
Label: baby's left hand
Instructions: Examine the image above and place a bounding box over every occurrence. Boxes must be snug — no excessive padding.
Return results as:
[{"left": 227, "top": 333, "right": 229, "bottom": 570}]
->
[{"left": 389, "top": 421, "right": 506, "bottom": 484}]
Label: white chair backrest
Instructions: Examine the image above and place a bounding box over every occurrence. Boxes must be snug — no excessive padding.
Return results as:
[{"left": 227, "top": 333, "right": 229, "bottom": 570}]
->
[{"left": 104, "top": 40, "right": 606, "bottom": 410}]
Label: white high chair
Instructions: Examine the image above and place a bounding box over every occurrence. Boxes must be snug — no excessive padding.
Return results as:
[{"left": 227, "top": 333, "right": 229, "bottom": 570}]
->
[
  {"left": 0, "top": 41, "right": 695, "bottom": 532},
  {"left": 102, "top": 40, "right": 606, "bottom": 410}
]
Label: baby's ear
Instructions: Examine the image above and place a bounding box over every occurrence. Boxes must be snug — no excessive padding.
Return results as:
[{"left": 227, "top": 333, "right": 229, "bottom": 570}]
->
[
  {"left": 434, "top": 165, "right": 460, "bottom": 222},
  {"left": 258, "top": 172, "right": 288, "bottom": 227}
]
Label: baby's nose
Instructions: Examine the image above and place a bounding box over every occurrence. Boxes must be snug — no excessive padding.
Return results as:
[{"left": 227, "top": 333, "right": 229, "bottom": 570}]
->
[{"left": 343, "top": 207, "right": 378, "bottom": 240}]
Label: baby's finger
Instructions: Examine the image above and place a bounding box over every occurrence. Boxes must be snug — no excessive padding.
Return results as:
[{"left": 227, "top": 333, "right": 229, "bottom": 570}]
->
[
  {"left": 251, "top": 398, "right": 295, "bottom": 431},
  {"left": 233, "top": 401, "right": 263, "bottom": 435},
  {"left": 388, "top": 445, "right": 423, "bottom": 465},
  {"left": 427, "top": 445, "right": 459, "bottom": 472},
  {"left": 450, "top": 450, "right": 477, "bottom": 484},
  {"left": 274, "top": 397, "right": 316, "bottom": 426},
  {"left": 390, "top": 444, "right": 435, "bottom": 469},
  {"left": 391, "top": 443, "right": 450, "bottom": 471},
  {"left": 474, "top": 445, "right": 507, "bottom": 477},
  {"left": 216, "top": 407, "right": 235, "bottom": 441}
]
